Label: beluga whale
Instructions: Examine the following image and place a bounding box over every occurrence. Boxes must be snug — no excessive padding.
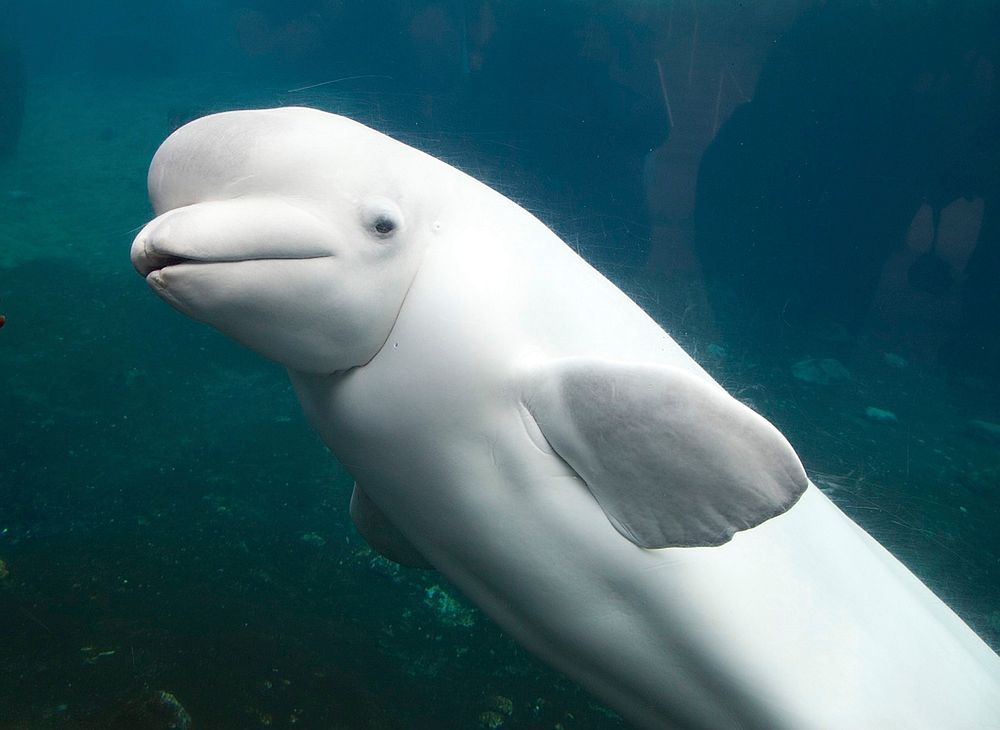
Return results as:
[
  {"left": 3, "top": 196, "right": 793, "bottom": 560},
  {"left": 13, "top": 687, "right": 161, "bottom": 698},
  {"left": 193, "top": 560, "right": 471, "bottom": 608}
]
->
[{"left": 130, "top": 107, "right": 1000, "bottom": 729}]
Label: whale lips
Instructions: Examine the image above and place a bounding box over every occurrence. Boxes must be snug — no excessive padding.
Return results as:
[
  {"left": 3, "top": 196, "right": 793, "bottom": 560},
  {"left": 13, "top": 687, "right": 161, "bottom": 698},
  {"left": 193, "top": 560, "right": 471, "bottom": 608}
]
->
[
  {"left": 135, "top": 250, "right": 191, "bottom": 276},
  {"left": 130, "top": 235, "right": 195, "bottom": 277},
  {"left": 131, "top": 234, "right": 335, "bottom": 278}
]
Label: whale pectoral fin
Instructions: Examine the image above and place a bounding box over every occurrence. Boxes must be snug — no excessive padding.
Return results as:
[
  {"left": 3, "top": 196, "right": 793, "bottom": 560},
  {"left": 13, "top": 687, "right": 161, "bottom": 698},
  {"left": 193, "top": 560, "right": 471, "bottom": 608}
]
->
[
  {"left": 350, "top": 483, "right": 433, "bottom": 569},
  {"left": 523, "top": 358, "right": 808, "bottom": 548}
]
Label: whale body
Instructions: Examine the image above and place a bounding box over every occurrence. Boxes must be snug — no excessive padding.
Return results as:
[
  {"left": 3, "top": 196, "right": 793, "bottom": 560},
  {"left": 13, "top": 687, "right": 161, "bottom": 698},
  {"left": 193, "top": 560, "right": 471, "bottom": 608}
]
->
[{"left": 130, "top": 107, "right": 1000, "bottom": 729}]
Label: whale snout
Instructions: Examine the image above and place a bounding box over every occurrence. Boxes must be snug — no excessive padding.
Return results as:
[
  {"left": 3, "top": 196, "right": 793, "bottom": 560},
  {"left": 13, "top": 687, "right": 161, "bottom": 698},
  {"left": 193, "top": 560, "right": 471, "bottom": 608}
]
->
[{"left": 130, "top": 197, "right": 343, "bottom": 285}]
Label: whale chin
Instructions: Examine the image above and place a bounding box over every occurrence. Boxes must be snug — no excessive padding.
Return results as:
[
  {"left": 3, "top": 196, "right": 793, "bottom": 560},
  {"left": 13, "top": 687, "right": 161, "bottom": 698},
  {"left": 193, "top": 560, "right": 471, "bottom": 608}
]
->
[{"left": 139, "top": 256, "right": 384, "bottom": 375}]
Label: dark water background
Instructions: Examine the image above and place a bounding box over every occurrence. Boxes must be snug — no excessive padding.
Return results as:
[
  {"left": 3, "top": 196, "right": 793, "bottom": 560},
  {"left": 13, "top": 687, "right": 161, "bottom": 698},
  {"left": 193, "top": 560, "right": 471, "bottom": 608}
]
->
[{"left": 1, "top": 1, "right": 999, "bottom": 728}]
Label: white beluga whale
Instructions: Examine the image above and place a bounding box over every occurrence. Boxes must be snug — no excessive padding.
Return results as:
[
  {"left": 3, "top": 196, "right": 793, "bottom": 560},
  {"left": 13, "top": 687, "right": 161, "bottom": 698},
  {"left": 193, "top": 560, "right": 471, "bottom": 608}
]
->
[{"left": 130, "top": 107, "right": 1000, "bottom": 729}]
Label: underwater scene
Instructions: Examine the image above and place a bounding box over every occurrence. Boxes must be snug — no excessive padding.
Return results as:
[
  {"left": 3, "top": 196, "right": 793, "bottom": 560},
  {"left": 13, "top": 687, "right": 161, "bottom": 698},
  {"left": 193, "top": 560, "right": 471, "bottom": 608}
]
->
[{"left": 2, "top": 1, "right": 999, "bottom": 728}]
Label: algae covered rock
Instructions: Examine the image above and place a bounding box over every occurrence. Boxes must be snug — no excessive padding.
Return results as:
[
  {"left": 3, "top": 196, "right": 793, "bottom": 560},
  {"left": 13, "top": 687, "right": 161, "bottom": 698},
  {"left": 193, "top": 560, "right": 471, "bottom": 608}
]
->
[
  {"left": 479, "top": 710, "right": 506, "bottom": 729},
  {"left": 792, "top": 358, "right": 851, "bottom": 385},
  {"left": 106, "top": 690, "right": 192, "bottom": 730},
  {"left": 864, "top": 407, "right": 898, "bottom": 424},
  {"left": 299, "top": 531, "right": 327, "bottom": 547},
  {"left": 424, "top": 583, "right": 477, "bottom": 627}
]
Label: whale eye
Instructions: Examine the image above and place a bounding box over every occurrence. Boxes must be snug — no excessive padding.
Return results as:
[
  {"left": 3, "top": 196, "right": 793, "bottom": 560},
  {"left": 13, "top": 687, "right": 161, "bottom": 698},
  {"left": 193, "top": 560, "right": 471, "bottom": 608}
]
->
[
  {"left": 373, "top": 216, "right": 396, "bottom": 236},
  {"left": 362, "top": 197, "right": 404, "bottom": 240}
]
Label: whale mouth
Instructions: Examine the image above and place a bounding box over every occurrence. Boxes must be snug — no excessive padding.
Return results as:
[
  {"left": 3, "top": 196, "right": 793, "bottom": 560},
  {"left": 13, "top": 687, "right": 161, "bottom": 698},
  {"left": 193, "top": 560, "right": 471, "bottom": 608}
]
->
[
  {"left": 132, "top": 240, "right": 332, "bottom": 278},
  {"left": 131, "top": 237, "right": 202, "bottom": 277},
  {"left": 137, "top": 251, "right": 192, "bottom": 276}
]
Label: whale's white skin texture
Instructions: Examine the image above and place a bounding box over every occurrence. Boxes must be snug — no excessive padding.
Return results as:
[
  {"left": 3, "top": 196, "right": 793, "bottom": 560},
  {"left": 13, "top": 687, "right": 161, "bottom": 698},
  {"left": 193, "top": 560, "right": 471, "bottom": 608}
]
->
[{"left": 131, "top": 107, "right": 1000, "bottom": 730}]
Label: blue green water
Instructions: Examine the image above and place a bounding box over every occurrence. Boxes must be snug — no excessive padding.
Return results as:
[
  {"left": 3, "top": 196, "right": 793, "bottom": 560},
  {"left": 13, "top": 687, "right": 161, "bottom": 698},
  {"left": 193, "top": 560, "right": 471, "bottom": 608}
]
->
[{"left": 2, "top": 2, "right": 999, "bottom": 728}]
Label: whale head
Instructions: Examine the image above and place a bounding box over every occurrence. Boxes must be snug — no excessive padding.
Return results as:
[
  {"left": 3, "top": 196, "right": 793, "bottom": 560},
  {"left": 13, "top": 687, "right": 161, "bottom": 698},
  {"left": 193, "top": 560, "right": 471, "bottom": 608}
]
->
[{"left": 131, "top": 107, "right": 448, "bottom": 374}]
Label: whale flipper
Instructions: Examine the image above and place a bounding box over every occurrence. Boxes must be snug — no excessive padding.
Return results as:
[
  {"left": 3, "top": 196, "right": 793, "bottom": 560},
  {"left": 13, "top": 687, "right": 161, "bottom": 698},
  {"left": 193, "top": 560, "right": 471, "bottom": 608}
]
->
[
  {"left": 350, "top": 483, "right": 432, "bottom": 569},
  {"left": 523, "top": 358, "right": 808, "bottom": 548}
]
